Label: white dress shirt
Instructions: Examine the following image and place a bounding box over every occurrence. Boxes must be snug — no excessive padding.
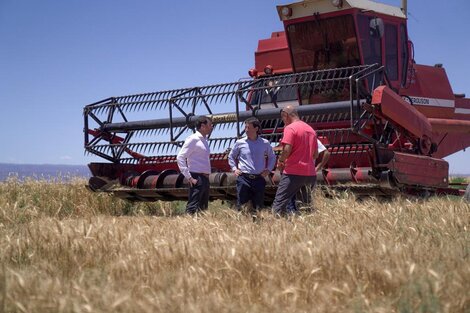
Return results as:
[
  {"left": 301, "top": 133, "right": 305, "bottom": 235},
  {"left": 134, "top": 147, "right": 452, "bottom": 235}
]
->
[
  {"left": 176, "top": 131, "right": 211, "bottom": 179},
  {"left": 317, "top": 139, "right": 326, "bottom": 154}
]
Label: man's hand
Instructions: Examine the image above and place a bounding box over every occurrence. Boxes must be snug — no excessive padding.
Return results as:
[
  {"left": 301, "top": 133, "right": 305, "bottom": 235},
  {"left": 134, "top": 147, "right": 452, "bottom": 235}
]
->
[
  {"left": 233, "top": 169, "right": 242, "bottom": 177},
  {"left": 188, "top": 177, "right": 198, "bottom": 186},
  {"left": 276, "top": 161, "right": 285, "bottom": 173},
  {"left": 261, "top": 169, "right": 271, "bottom": 177}
]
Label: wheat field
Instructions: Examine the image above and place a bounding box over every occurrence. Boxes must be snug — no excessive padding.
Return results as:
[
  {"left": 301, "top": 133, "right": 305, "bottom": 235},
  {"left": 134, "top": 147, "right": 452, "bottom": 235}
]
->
[{"left": 0, "top": 178, "right": 468, "bottom": 313}]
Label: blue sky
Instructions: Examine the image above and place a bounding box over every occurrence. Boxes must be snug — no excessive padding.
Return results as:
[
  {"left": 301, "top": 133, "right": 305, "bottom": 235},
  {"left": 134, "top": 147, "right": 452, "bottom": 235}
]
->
[{"left": 0, "top": 0, "right": 469, "bottom": 174}]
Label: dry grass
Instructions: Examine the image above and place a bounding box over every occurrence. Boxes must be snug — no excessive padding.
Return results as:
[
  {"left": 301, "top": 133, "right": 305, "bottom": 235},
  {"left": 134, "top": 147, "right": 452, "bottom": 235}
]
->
[{"left": 0, "top": 177, "right": 469, "bottom": 312}]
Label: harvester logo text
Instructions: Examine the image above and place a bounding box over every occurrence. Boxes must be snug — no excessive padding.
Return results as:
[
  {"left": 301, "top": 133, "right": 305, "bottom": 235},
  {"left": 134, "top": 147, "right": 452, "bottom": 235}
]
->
[
  {"left": 402, "top": 96, "right": 454, "bottom": 108},
  {"left": 402, "top": 96, "right": 429, "bottom": 105}
]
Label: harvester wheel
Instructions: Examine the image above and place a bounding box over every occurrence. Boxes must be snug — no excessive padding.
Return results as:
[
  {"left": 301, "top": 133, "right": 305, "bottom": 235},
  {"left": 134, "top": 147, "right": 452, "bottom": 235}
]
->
[{"left": 418, "top": 136, "right": 432, "bottom": 155}]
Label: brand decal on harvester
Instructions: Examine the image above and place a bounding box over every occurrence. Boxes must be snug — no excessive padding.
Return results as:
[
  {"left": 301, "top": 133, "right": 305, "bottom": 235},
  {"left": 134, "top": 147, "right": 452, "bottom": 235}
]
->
[{"left": 402, "top": 96, "right": 454, "bottom": 108}]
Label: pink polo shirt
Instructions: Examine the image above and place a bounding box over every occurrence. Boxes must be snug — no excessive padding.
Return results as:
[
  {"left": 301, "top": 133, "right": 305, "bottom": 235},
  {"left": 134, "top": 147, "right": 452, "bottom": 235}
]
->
[{"left": 281, "top": 120, "right": 317, "bottom": 176}]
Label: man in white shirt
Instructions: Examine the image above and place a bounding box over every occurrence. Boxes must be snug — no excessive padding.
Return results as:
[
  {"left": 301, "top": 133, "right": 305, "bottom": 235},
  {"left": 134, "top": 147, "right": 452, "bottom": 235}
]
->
[{"left": 176, "top": 116, "right": 213, "bottom": 214}]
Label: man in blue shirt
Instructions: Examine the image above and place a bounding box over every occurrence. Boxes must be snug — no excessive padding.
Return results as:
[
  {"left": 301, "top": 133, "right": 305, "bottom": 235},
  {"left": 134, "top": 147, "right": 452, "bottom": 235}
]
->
[{"left": 228, "top": 117, "right": 276, "bottom": 213}]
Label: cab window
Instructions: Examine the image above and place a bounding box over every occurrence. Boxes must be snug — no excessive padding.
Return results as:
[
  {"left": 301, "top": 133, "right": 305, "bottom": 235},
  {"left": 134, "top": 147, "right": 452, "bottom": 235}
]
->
[
  {"left": 357, "top": 15, "right": 382, "bottom": 67},
  {"left": 385, "top": 24, "right": 398, "bottom": 81}
]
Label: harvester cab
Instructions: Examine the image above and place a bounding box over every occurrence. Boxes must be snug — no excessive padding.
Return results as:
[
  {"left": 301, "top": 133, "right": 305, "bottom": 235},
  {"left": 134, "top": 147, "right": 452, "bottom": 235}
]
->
[
  {"left": 83, "top": 0, "right": 470, "bottom": 201},
  {"left": 274, "top": 0, "right": 408, "bottom": 90}
]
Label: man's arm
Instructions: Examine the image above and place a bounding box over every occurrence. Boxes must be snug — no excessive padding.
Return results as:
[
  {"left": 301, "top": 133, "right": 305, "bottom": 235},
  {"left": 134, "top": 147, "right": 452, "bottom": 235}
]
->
[
  {"left": 261, "top": 143, "right": 276, "bottom": 177},
  {"left": 176, "top": 137, "right": 196, "bottom": 182},
  {"left": 276, "top": 143, "right": 292, "bottom": 171},
  {"left": 312, "top": 137, "right": 319, "bottom": 160},
  {"left": 266, "top": 144, "right": 276, "bottom": 171},
  {"left": 315, "top": 139, "right": 328, "bottom": 171},
  {"left": 312, "top": 147, "right": 319, "bottom": 160},
  {"left": 228, "top": 142, "right": 242, "bottom": 176},
  {"left": 278, "top": 144, "right": 292, "bottom": 162},
  {"left": 315, "top": 149, "right": 330, "bottom": 172},
  {"left": 277, "top": 126, "right": 294, "bottom": 171}
]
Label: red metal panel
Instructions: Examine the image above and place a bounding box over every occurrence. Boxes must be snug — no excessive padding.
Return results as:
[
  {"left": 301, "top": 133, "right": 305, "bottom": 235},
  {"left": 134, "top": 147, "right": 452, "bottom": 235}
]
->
[
  {"left": 429, "top": 118, "right": 470, "bottom": 134},
  {"left": 401, "top": 64, "right": 455, "bottom": 119},
  {"left": 412, "top": 106, "right": 454, "bottom": 119},
  {"left": 402, "top": 64, "right": 454, "bottom": 100},
  {"left": 386, "top": 152, "right": 448, "bottom": 188},
  {"left": 431, "top": 133, "right": 470, "bottom": 159},
  {"left": 372, "top": 85, "right": 432, "bottom": 139},
  {"left": 455, "top": 97, "right": 470, "bottom": 121},
  {"left": 254, "top": 32, "right": 293, "bottom": 75},
  {"left": 455, "top": 98, "right": 470, "bottom": 109}
]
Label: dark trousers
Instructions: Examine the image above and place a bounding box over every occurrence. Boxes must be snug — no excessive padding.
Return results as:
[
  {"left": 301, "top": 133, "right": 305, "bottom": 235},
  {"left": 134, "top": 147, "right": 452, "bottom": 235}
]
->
[
  {"left": 272, "top": 174, "right": 316, "bottom": 215},
  {"left": 286, "top": 177, "right": 318, "bottom": 212},
  {"left": 236, "top": 175, "right": 266, "bottom": 210},
  {"left": 186, "top": 172, "right": 210, "bottom": 214}
]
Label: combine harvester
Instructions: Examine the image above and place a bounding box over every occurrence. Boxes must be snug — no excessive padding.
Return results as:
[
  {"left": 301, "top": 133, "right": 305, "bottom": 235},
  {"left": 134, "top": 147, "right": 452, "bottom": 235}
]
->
[{"left": 83, "top": 0, "right": 470, "bottom": 202}]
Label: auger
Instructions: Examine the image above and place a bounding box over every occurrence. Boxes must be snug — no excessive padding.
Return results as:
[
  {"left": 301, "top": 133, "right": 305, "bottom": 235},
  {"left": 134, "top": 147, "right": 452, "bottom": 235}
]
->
[{"left": 84, "top": 0, "right": 470, "bottom": 201}]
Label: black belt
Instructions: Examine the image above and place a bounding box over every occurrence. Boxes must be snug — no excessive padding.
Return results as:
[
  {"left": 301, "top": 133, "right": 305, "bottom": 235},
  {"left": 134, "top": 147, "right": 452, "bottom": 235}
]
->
[
  {"left": 242, "top": 173, "right": 262, "bottom": 179},
  {"left": 191, "top": 172, "right": 209, "bottom": 178}
]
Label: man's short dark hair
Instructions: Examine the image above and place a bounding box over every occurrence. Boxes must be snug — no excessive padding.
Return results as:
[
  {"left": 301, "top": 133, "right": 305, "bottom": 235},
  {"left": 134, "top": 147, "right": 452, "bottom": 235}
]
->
[
  {"left": 245, "top": 117, "right": 261, "bottom": 134},
  {"left": 195, "top": 116, "right": 212, "bottom": 130}
]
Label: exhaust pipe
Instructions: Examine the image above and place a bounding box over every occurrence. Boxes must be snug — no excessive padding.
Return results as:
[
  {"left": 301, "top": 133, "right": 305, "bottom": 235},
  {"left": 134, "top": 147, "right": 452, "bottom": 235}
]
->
[{"left": 401, "top": 0, "right": 407, "bottom": 16}]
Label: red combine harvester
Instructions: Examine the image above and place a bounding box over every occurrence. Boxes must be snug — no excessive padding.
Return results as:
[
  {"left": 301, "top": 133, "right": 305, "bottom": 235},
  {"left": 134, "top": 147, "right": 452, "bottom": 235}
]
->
[{"left": 84, "top": 0, "right": 470, "bottom": 201}]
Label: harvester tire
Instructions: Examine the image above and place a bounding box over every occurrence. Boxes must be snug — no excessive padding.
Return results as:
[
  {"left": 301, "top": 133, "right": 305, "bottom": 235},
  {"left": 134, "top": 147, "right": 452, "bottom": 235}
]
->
[{"left": 464, "top": 184, "right": 470, "bottom": 202}]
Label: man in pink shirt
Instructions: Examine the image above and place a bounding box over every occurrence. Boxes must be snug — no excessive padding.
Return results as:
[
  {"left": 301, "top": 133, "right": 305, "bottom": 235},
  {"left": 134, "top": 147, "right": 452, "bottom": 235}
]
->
[{"left": 272, "top": 105, "right": 318, "bottom": 216}]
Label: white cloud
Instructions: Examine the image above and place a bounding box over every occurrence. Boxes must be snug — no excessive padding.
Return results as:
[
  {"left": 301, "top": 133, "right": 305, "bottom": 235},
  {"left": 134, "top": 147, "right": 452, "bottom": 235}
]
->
[{"left": 6, "top": 157, "right": 23, "bottom": 163}]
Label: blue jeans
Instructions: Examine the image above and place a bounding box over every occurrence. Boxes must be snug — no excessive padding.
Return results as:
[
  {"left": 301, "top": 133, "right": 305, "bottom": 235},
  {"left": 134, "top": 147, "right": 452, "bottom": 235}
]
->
[
  {"left": 236, "top": 174, "right": 266, "bottom": 210},
  {"left": 272, "top": 174, "right": 316, "bottom": 215}
]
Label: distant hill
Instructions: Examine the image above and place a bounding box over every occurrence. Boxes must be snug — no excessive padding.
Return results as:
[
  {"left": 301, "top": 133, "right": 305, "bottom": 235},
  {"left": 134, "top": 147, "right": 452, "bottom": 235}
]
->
[
  {"left": 450, "top": 173, "right": 470, "bottom": 178},
  {"left": 0, "top": 163, "right": 90, "bottom": 181}
]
